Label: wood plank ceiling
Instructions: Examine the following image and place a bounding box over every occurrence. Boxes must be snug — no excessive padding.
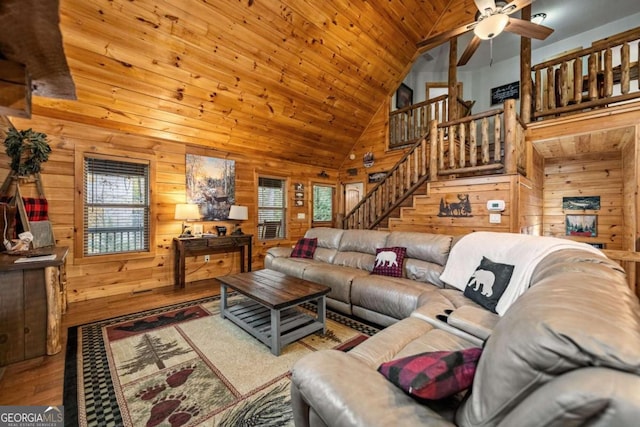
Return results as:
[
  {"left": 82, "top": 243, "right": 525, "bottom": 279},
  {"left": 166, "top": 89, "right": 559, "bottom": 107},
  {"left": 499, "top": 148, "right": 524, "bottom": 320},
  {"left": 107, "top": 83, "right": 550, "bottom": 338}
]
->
[{"left": 21, "top": 0, "right": 477, "bottom": 168}]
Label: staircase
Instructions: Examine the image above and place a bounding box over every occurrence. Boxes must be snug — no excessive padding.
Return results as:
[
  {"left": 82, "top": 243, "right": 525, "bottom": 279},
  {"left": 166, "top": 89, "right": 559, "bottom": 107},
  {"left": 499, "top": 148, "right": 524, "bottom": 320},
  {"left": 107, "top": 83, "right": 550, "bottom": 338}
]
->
[
  {"left": 342, "top": 99, "right": 526, "bottom": 230},
  {"left": 343, "top": 136, "right": 430, "bottom": 230}
]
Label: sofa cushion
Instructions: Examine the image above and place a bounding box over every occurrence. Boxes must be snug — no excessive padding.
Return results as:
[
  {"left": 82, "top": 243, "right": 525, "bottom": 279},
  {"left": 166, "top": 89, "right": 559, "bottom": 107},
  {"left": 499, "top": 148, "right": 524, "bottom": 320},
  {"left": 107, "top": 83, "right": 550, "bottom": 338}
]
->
[
  {"left": 405, "top": 259, "right": 445, "bottom": 287},
  {"left": 333, "top": 251, "right": 377, "bottom": 272},
  {"left": 266, "top": 257, "right": 318, "bottom": 279},
  {"left": 378, "top": 347, "right": 482, "bottom": 400},
  {"left": 291, "top": 237, "right": 318, "bottom": 259},
  {"left": 338, "top": 229, "right": 389, "bottom": 255},
  {"left": 387, "top": 232, "right": 453, "bottom": 266},
  {"left": 463, "top": 256, "right": 514, "bottom": 313},
  {"left": 304, "top": 227, "right": 344, "bottom": 249},
  {"left": 372, "top": 247, "right": 407, "bottom": 277},
  {"left": 351, "top": 276, "right": 439, "bottom": 320},
  {"left": 303, "top": 264, "right": 370, "bottom": 305}
]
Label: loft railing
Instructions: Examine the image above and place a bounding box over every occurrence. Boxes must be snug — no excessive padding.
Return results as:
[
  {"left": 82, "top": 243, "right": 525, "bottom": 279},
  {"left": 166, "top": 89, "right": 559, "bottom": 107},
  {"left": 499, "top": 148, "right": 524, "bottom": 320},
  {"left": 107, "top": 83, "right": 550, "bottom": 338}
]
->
[
  {"left": 344, "top": 100, "right": 525, "bottom": 230},
  {"left": 389, "top": 95, "right": 477, "bottom": 149},
  {"left": 431, "top": 99, "right": 526, "bottom": 179},
  {"left": 389, "top": 94, "right": 448, "bottom": 149},
  {"left": 532, "top": 26, "right": 640, "bottom": 119}
]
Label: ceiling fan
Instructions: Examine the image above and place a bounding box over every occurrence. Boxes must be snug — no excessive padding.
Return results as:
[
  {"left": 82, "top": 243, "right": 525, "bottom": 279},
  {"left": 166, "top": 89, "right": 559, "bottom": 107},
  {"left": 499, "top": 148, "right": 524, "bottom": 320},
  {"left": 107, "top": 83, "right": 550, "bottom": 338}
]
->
[{"left": 417, "top": 0, "right": 554, "bottom": 66}]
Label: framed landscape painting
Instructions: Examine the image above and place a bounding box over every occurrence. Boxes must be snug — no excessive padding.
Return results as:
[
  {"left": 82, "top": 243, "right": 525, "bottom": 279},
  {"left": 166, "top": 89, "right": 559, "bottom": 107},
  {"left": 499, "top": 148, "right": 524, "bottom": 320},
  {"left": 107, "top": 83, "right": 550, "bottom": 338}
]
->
[
  {"left": 186, "top": 154, "right": 236, "bottom": 220},
  {"left": 565, "top": 214, "right": 597, "bottom": 237}
]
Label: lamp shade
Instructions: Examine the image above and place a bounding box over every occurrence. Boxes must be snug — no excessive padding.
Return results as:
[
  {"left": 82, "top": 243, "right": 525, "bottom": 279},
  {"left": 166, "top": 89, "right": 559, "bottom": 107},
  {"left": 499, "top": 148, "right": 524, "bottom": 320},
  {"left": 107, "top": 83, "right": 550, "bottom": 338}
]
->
[
  {"left": 228, "top": 205, "right": 248, "bottom": 221},
  {"left": 474, "top": 13, "right": 509, "bottom": 40},
  {"left": 175, "top": 203, "right": 200, "bottom": 220}
]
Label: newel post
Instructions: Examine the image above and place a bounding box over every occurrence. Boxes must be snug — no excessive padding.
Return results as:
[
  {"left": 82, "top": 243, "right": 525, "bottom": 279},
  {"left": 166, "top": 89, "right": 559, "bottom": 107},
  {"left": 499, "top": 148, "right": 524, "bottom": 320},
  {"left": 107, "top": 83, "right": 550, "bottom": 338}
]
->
[
  {"left": 429, "top": 120, "right": 439, "bottom": 182},
  {"left": 503, "top": 99, "right": 517, "bottom": 175}
]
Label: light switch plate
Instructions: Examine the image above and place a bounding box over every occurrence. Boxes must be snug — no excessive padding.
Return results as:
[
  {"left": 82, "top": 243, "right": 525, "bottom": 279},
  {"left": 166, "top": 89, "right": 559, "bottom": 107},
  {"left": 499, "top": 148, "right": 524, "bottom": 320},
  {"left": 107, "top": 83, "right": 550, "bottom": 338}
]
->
[{"left": 489, "top": 213, "right": 501, "bottom": 224}]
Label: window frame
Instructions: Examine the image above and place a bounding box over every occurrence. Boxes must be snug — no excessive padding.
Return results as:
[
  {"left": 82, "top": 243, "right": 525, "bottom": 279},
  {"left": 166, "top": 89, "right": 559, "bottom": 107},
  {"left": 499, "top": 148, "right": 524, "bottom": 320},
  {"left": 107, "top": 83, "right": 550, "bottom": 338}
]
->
[
  {"left": 74, "top": 149, "right": 156, "bottom": 264},
  {"left": 257, "top": 174, "right": 287, "bottom": 241},
  {"left": 312, "top": 183, "right": 335, "bottom": 227}
]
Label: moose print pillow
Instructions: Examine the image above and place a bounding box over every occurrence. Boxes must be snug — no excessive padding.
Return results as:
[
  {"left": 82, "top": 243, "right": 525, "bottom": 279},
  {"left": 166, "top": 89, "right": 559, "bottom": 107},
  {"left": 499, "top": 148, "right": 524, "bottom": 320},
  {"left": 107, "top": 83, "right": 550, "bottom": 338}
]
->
[
  {"left": 372, "top": 247, "right": 407, "bottom": 277},
  {"left": 464, "top": 256, "right": 514, "bottom": 313}
]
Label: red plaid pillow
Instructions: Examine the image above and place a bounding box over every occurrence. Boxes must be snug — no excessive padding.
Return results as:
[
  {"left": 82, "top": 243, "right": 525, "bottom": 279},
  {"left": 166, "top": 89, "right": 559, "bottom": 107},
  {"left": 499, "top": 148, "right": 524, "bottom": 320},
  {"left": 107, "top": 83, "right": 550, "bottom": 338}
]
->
[
  {"left": 290, "top": 237, "right": 318, "bottom": 259},
  {"left": 378, "top": 347, "right": 482, "bottom": 400},
  {"left": 22, "top": 197, "right": 49, "bottom": 221},
  {"left": 372, "top": 247, "right": 406, "bottom": 277}
]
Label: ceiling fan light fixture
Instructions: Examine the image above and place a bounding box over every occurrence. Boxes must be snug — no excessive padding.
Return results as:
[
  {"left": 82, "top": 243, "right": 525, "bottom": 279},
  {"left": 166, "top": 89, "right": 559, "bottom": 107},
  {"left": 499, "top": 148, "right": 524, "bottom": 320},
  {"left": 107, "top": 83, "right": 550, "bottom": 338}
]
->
[
  {"left": 531, "top": 13, "right": 547, "bottom": 25},
  {"left": 474, "top": 13, "right": 509, "bottom": 40}
]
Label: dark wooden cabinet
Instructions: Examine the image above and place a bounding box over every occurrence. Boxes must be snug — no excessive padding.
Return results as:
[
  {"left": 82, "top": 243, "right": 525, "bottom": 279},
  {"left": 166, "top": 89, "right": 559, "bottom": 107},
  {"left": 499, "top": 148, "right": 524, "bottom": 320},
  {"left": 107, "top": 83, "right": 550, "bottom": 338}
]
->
[
  {"left": 0, "top": 247, "right": 68, "bottom": 366},
  {"left": 173, "top": 235, "right": 252, "bottom": 287}
]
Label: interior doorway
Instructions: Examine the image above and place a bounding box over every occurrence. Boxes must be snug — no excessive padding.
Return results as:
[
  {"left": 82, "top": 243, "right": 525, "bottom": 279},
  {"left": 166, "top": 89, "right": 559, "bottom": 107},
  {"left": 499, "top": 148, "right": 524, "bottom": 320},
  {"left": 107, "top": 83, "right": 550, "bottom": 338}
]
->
[{"left": 344, "top": 182, "right": 364, "bottom": 215}]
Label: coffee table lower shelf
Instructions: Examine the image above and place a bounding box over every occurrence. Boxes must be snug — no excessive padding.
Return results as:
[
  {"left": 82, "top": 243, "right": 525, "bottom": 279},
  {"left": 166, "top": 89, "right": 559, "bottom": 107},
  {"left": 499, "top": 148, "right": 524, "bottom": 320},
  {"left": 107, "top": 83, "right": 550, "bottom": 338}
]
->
[{"left": 222, "top": 298, "right": 326, "bottom": 356}]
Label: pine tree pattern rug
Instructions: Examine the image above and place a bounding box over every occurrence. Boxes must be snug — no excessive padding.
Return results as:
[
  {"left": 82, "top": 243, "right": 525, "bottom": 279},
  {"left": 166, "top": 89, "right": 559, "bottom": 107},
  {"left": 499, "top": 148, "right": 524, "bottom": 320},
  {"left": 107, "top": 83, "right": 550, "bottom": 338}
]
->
[{"left": 64, "top": 294, "right": 379, "bottom": 426}]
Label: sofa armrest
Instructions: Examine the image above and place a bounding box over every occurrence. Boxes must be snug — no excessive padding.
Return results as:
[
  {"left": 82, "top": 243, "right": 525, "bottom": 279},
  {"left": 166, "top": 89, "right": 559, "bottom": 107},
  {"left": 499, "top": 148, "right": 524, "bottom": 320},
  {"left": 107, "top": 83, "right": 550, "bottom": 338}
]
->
[
  {"left": 291, "top": 350, "right": 455, "bottom": 427},
  {"left": 488, "top": 367, "right": 640, "bottom": 427},
  {"left": 447, "top": 305, "right": 499, "bottom": 341},
  {"left": 266, "top": 246, "right": 293, "bottom": 258}
]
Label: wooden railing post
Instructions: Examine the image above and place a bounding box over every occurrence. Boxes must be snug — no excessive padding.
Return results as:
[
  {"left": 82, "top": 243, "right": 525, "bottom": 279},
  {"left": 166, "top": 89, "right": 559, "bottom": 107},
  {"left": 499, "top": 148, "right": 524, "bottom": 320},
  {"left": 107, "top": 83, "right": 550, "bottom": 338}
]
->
[
  {"left": 429, "top": 120, "right": 438, "bottom": 182},
  {"left": 503, "top": 99, "right": 517, "bottom": 175}
]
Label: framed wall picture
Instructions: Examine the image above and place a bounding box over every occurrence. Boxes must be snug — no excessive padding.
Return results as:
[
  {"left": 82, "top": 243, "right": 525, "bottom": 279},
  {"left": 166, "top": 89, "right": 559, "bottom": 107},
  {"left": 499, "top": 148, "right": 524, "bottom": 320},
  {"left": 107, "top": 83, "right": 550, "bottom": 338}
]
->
[
  {"left": 562, "top": 196, "right": 600, "bottom": 210},
  {"left": 295, "top": 199, "right": 304, "bottom": 207},
  {"left": 395, "top": 83, "right": 413, "bottom": 109},
  {"left": 490, "top": 81, "right": 520, "bottom": 105},
  {"left": 565, "top": 214, "right": 597, "bottom": 237},
  {"left": 186, "top": 154, "right": 236, "bottom": 220}
]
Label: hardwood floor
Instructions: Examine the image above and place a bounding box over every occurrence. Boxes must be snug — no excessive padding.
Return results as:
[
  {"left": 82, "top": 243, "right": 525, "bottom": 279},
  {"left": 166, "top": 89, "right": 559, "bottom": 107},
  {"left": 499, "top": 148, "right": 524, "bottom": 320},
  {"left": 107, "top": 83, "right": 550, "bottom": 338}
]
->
[{"left": 0, "top": 281, "right": 219, "bottom": 406}]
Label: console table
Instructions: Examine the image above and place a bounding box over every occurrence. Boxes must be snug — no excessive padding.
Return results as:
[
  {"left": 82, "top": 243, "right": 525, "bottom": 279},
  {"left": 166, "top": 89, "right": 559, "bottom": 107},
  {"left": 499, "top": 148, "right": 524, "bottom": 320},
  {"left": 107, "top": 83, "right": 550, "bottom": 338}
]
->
[
  {"left": 0, "top": 246, "right": 68, "bottom": 366},
  {"left": 173, "top": 235, "right": 252, "bottom": 288}
]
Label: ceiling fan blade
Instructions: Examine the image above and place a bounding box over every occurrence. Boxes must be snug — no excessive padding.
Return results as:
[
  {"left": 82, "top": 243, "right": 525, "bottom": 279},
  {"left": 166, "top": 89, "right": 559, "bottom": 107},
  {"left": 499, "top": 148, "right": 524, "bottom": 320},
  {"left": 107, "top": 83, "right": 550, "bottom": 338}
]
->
[
  {"left": 501, "top": 0, "right": 534, "bottom": 15},
  {"left": 417, "top": 21, "right": 476, "bottom": 51},
  {"left": 505, "top": 17, "right": 554, "bottom": 40},
  {"left": 457, "top": 35, "right": 482, "bottom": 66},
  {"left": 474, "top": 0, "right": 497, "bottom": 14}
]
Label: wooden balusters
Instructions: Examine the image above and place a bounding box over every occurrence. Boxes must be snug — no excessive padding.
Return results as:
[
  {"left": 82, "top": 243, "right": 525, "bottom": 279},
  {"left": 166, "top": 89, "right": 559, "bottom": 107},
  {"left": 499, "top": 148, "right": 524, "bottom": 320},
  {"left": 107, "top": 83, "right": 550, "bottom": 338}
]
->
[
  {"left": 531, "top": 27, "right": 640, "bottom": 119},
  {"left": 469, "top": 120, "right": 477, "bottom": 167},
  {"left": 573, "top": 57, "right": 583, "bottom": 104},
  {"left": 621, "top": 42, "right": 630, "bottom": 94},
  {"left": 481, "top": 117, "right": 490, "bottom": 164}
]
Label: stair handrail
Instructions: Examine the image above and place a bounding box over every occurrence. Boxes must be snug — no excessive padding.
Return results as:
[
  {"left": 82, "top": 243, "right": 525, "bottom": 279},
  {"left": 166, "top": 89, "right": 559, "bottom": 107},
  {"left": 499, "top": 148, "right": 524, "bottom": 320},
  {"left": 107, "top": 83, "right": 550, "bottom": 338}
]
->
[{"left": 343, "top": 129, "right": 430, "bottom": 229}]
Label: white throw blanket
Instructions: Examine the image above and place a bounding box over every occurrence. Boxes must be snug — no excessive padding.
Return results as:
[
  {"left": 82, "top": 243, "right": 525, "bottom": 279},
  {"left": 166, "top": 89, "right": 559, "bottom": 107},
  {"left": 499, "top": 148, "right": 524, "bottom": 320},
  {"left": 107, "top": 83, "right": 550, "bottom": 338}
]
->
[{"left": 440, "top": 232, "right": 604, "bottom": 315}]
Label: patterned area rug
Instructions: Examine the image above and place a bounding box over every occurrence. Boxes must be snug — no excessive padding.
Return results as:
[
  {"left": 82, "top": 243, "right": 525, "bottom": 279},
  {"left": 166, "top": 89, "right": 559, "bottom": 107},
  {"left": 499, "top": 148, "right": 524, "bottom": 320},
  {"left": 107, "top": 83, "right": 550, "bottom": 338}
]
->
[{"left": 64, "top": 294, "right": 379, "bottom": 426}]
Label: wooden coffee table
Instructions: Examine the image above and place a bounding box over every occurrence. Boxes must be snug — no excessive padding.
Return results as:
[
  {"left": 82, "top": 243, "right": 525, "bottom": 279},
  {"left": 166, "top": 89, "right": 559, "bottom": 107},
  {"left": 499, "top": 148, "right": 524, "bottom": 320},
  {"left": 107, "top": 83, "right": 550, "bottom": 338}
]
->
[{"left": 218, "top": 269, "right": 331, "bottom": 356}]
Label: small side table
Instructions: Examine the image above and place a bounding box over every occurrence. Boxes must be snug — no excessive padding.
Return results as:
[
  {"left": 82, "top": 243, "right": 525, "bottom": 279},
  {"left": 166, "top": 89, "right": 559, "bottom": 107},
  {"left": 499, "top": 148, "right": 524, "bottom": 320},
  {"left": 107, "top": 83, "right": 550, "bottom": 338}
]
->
[{"left": 173, "top": 235, "right": 252, "bottom": 288}]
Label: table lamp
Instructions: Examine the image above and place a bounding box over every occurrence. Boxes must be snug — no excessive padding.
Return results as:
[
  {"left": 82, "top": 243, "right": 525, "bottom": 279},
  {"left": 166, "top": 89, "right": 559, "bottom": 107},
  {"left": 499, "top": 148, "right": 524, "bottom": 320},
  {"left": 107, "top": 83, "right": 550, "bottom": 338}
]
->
[
  {"left": 175, "top": 203, "right": 200, "bottom": 238},
  {"left": 228, "top": 205, "right": 248, "bottom": 235}
]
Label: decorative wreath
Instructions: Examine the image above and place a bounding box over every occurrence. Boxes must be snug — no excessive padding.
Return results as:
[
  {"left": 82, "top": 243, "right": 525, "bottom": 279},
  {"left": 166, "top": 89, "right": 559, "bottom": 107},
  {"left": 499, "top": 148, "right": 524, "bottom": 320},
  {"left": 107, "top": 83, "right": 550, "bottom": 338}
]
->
[{"left": 3, "top": 128, "right": 51, "bottom": 176}]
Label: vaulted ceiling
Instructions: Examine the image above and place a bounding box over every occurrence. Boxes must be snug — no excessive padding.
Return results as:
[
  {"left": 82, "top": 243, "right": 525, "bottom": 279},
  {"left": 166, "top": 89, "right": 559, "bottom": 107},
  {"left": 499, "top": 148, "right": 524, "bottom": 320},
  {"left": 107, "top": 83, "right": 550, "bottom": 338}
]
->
[{"left": 3, "top": 0, "right": 483, "bottom": 168}]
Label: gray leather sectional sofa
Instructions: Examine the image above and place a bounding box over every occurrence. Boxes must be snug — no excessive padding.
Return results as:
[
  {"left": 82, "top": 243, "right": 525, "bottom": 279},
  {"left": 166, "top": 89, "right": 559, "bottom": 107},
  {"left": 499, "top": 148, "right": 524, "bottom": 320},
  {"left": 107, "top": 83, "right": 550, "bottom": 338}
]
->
[{"left": 265, "top": 228, "right": 640, "bottom": 426}]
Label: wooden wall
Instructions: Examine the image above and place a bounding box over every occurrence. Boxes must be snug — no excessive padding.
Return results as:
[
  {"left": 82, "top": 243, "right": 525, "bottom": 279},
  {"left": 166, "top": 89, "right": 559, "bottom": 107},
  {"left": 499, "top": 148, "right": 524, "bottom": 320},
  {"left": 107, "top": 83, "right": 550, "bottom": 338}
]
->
[
  {"left": 1, "top": 115, "right": 336, "bottom": 302},
  {"left": 542, "top": 152, "right": 624, "bottom": 249},
  {"left": 388, "top": 175, "right": 525, "bottom": 235}
]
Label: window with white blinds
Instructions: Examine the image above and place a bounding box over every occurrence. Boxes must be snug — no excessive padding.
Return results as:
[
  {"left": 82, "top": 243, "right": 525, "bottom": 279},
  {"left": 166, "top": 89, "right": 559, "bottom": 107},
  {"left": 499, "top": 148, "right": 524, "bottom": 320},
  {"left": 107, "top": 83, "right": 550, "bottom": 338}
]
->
[
  {"left": 258, "top": 176, "right": 286, "bottom": 240},
  {"left": 83, "top": 156, "right": 150, "bottom": 256},
  {"left": 313, "top": 185, "right": 333, "bottom": 222}
]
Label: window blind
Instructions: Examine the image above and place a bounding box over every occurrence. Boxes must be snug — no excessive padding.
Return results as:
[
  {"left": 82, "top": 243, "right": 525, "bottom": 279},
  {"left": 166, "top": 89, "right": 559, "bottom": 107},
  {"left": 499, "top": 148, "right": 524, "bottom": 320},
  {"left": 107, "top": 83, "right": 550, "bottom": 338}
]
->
[
  {"left": 84, "top": 157, "right": 150, "bottom": 255},
  {"left": 258, "top": 177, "right": 285, "bottom": 239}
]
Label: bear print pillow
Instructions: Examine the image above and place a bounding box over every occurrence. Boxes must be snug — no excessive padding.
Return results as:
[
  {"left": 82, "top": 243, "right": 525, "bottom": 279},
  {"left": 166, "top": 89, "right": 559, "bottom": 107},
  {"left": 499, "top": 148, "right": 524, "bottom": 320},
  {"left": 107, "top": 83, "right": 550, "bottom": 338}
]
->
[
  {"left": 372, "top": 247, "right": 407, "bottom": 277},
  {"left": 463, "top": 256, "right": 514, "bottom": 313}
]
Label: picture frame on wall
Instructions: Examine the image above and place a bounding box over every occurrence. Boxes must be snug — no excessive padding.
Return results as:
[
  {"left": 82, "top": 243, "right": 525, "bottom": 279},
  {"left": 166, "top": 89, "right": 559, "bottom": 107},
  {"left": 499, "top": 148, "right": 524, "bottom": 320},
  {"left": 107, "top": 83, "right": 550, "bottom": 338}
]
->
[
  {"left": 395, "top": 83, "right": 413, "bottom": 109},
  {"left": 565, "top": 214, "right": 597, "bottom": 237},
  {"left": 186, "top": 154, "right": 236, "bottom": 220}
]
